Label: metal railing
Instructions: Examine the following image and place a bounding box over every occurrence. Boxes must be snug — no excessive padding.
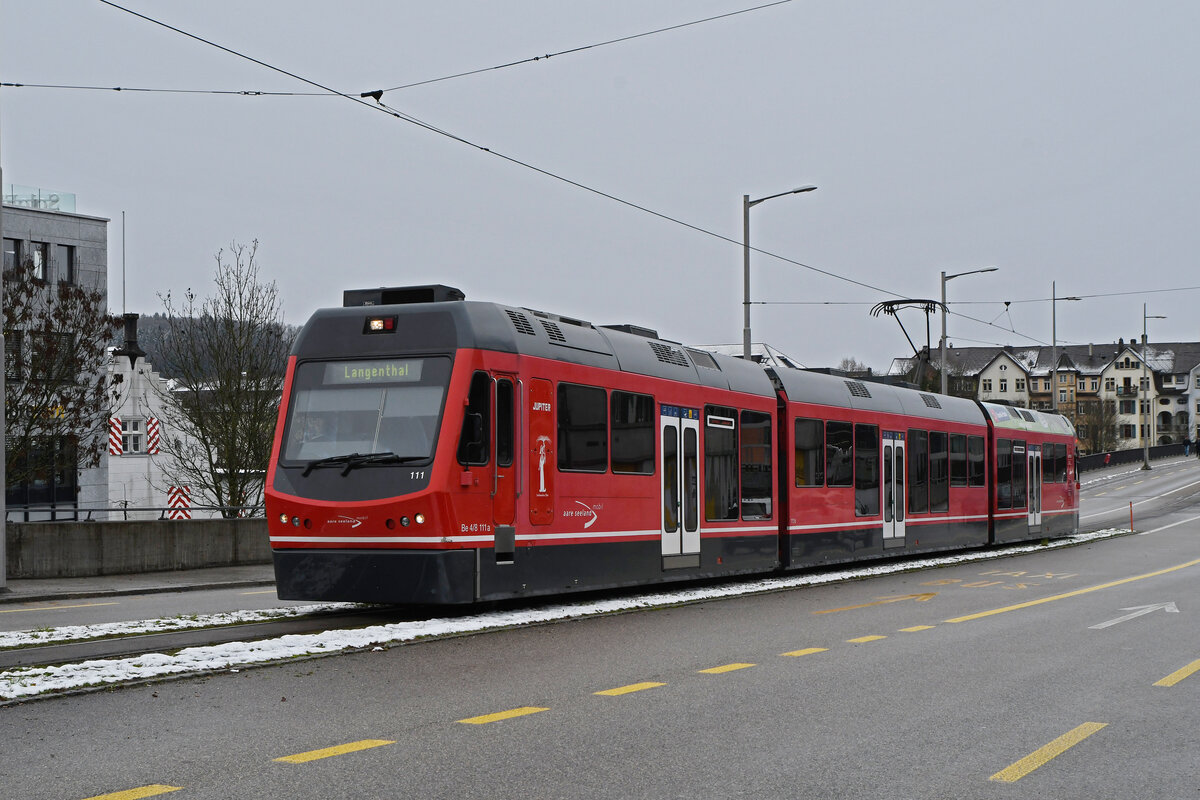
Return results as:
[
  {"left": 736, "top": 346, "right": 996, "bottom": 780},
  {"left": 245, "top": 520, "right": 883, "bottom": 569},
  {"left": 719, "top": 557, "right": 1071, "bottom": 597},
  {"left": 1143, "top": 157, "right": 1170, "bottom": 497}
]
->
[{"left": 5, "top": 504, "right": 264, "bottom": 522}]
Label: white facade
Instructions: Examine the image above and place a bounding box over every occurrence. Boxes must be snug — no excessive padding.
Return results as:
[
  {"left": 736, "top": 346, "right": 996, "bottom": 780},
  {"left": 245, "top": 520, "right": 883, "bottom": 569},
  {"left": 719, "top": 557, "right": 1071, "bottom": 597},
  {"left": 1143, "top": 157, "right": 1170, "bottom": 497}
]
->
[
  {"left": 102, "top": 350, "right": 218, "bottom": 519},
  {"left": 976, "top": 352, "right": 1030, "bottom": 407}
]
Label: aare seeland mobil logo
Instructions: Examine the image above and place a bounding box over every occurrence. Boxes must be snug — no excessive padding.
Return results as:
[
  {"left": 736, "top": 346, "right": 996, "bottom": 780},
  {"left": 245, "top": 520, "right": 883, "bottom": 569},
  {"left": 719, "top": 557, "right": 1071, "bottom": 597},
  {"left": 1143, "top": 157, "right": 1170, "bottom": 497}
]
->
[{"left": 328, "top": 515, "right": 366, "bottom": 529}]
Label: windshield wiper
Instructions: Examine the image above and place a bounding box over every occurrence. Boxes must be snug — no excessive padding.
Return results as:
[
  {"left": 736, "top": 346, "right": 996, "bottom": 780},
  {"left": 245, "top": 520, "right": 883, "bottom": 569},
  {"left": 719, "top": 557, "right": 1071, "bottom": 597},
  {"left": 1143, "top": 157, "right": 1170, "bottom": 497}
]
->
[{"left": 302, "top": 451, "right": 426, "bottom": 477}]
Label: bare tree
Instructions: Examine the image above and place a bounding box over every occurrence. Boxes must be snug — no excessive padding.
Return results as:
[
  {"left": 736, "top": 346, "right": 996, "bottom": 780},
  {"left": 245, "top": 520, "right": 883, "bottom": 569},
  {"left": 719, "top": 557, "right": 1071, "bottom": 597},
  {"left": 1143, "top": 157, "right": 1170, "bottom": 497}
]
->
[
  {"left": 153, "top": 241, "right": 291, "bottom": 516},
  {"left": 1076, "top": 399, "right": 1118, "bottom": 454},
  {"left": 837, "top": 357, "right": 870, "bottom": 374},
  {"left": 3, "top": 255, "right": 122, "bottom": 494}
]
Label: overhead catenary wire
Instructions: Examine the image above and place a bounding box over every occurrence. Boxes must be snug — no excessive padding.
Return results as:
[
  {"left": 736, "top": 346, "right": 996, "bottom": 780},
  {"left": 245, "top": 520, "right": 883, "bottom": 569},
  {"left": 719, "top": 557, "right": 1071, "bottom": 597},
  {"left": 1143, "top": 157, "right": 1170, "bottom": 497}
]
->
[
  {"left": 96, "top": 0, "right": 905, "bottom": 304},
  {"left": 7, "top": 1, "right": 794, "bottom": 98},
  {"left": 94, "top": 1, "right": 1067, "bottom": 353}
]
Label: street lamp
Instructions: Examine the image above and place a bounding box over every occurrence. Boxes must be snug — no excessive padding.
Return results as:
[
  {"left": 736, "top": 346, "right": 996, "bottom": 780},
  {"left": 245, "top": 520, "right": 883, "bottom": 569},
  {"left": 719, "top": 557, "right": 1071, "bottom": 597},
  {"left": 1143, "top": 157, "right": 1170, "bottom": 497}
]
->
[
  {"left": 1141, "top": 304, "right": 1167, "bottom": 470},
  {"left": 743, "top": 185, "right": 817, "bottom": 360},
  {"left": 1050, "top": 281, "right": 1081, "bottom": 412},
  {"left": 939, "top": 266, "right": 998, "bottom": 394}
]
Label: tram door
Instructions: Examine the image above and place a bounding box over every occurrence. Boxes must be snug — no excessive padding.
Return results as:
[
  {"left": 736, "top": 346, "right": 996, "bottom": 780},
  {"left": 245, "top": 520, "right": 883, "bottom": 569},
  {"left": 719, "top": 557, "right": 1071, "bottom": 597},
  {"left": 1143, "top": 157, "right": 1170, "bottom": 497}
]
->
[
  {"left": 660, "top": 405, "right": 700, "bottom": 567},
  {"left": 491, "top": 376, "right": 518, "bottom": 562},
  {"left": 1027, "top": 446, "right": 1042, "bottom": 533},
  {"left": 882, "top": 431, "right": 906, "bottom": 549}
]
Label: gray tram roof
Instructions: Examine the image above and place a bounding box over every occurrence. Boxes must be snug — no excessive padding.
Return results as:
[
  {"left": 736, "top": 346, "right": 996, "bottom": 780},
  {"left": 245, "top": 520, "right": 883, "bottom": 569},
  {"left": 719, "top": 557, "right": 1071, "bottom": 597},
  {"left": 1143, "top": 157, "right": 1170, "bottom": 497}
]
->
[
  {"left": 302, "top": 293, "right": 1076, "bottom": 434},
  {"left": 769, "top": 367, "right": 987, "bottom": 426},
  {"left": 297, "top": 299, "right": 777, "bottom": 398}
]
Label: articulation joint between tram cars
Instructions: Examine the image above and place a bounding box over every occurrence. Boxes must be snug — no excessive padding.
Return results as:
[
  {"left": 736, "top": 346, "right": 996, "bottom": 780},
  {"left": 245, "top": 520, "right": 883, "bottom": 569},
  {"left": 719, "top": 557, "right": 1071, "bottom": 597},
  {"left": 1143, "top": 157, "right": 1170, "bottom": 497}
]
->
[{"left": 265, "top": 285, "right": 1080, "bottom": 605}]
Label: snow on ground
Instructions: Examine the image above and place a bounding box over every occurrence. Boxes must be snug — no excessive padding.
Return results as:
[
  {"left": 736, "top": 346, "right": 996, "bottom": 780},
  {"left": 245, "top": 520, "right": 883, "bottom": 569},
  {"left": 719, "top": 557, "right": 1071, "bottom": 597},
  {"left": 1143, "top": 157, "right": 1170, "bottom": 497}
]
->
[{"left": 0, "top": 530, "right": 1125, "bottom": 701}]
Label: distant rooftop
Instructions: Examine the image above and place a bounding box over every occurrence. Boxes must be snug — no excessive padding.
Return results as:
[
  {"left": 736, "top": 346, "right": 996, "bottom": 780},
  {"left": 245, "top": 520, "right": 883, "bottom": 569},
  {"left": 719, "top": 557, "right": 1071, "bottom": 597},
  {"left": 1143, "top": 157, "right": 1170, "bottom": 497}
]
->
[{"left": 3, "top": 183, "right": 76, "bottom": 214}]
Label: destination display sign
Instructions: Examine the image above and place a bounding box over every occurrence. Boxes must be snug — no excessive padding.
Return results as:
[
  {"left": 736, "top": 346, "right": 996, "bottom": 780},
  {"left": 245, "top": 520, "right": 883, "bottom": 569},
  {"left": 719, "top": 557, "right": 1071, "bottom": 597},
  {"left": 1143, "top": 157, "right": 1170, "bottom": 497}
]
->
[{"left": 324, "top": 359, "right": 424, "bottom": 384}]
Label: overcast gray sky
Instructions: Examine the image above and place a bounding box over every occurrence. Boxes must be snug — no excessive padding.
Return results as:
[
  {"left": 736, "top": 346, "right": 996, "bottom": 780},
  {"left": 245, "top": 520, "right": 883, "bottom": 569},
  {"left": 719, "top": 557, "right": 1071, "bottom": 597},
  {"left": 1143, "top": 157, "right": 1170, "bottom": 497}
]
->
[{"left": 3, "top": 1, "right": 1197, "bottom": 372}]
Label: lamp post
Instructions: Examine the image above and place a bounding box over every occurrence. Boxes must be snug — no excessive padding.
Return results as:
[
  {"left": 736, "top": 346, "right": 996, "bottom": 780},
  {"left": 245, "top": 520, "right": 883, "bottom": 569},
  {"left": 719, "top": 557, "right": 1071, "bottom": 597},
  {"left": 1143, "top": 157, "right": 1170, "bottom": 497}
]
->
[
  {"left": 939, "top": 266, "right": 998, "bottom": 394},
  {"left": 743, "top": 185, "right": 817, "bottom": 360},
  {"left": 1050, "top": 282, "right": 1081, "bottom": 412},
  {"left": 1141, "top": 304, "right": 1167, "bottom": 470}
]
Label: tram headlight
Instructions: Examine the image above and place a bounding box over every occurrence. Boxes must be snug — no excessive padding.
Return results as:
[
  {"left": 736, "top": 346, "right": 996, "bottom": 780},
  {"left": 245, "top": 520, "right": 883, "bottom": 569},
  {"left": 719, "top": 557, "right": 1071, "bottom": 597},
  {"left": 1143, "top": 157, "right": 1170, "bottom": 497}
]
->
[
  {"left": 414, "top": 513, "right": 426, "bottom": 525},
  {"left": 278, "top": 514, "right": 289, "bottom": 525}
]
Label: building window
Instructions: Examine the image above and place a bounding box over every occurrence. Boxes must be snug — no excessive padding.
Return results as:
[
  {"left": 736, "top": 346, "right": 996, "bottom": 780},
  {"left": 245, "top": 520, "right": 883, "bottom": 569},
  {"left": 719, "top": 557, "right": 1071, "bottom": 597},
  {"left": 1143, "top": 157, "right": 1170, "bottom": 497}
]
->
[
  {"left": 3, "top": 238, "right": 19, "bottom": 272},
  {"left": 1016, "top": 379, "right": 1025, "bottom": 392},
  {"left": 1059, "top": 390, "right": 1067, "bottom": 403},
  {"left": 1140, "top": 376, "right": 1150, "bottom": 390},
  {"left": 4, "top": 330, "right": 22, "bottom": 382},
  {"left": 122, "top": 419, "right": 144, "bottom": 454},
  {"left": 1105, "top": 378, "right": 1115, "bottom": 391},
  {"left": 1119, "top": 400, "right": 1136, "bottom": 415},
  {"left": 1091, "top": 380, "right": 1098, "bottom": 391},
  {"left": 982, "top": 379, "right": 993, "bottom": 393},
  {"left": 999, "top": 379, "right": 1008, "bottom": 393},
  {"left": 57, "top": 244, "right": 75, "bottom": 284},
  {"left": 30, "top": 241, "right": 49, "bottom": 281}
]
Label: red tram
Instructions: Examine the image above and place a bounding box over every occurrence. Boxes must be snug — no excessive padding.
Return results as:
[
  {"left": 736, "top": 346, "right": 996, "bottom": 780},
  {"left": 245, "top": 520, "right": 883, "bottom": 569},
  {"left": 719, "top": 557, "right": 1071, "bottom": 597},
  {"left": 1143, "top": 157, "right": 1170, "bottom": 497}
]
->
[{"left": 265, "top": 286, "right": 1079, "bottom": 604}]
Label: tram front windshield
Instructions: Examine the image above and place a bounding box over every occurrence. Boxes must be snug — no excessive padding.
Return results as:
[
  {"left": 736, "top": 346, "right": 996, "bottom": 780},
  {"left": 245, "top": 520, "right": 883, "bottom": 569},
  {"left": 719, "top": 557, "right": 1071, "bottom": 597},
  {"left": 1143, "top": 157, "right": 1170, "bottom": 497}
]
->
[{"left": 281, "top": 357, "right": 450, "bottom": 464}]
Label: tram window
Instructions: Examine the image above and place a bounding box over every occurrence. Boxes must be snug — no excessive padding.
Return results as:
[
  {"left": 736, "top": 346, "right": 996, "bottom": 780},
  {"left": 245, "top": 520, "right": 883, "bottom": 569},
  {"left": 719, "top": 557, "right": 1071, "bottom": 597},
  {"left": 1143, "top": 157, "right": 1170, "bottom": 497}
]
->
[
  {"left": 1042, "top": 443, "right": 1056, "bottom": 484},
  {"left": 968, "top": 435, "right": 985, "bottom": 486},
  {"left": 741, "top": 410, "right": 772, "bottom": 519},
  {"left": 929, "top": 431, "right": 949, "bottom": 513},
  {"left": 558, "top": 383, "right": 608, "bottom": 472},
  {"left": 496, "top": 379, "right": 514, "bottom": 468},
  {"left": 826, "top": 421, "right": 853, "bottom": 487},
  {"left": 704, "top": 405, "right": 738, "bottom": 521},
  {"left": 907, "top": 429, "right": 928, "bottom": 514},
  {"left": 854, "top": 424, "right": 879, "bottom": 516},
  {"left": 684, "top": 427, "right": 699, "bottom": 531},
  {"left": 610, "top": 391, "right": 655, "bottom": 474},
  {"left": 457, "top": 372, "right": 491, "bottom": 466},
  {"left": 1056, "top": 443, "right": 1068, "bottom": 482},
  {"left": 663, "top": 426, "right": 678, "bottom": 533},
  {"left": 996, "top": 439, "right": 1012, "bottom": 509},
  {"left": 1012, "top": 440, "right": 1027, "bottom": 508},
  {"left": 794, "top": 418, "right": 825, "bottom": 487},
  {"left": 950, "top": 434, "right": 968, "bottom": 487}
]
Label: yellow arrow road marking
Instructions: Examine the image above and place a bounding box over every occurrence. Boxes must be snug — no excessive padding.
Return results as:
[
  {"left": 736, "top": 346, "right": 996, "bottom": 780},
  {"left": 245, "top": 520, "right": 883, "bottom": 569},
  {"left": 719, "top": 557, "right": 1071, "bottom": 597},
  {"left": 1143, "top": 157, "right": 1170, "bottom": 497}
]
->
[
  {"left": 813, "top": 593, "right": 937, "bottom": 614},
  {"left": 946, "top": 559, "right": 1200, "bottom": 623}
]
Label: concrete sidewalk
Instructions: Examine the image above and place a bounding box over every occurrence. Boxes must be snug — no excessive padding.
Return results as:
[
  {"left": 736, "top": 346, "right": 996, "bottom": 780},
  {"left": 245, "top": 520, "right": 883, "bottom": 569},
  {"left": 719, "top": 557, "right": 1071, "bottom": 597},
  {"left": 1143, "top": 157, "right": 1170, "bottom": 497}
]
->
[{"left": 0, "top": 564, "right": 276, "bottom": 605}]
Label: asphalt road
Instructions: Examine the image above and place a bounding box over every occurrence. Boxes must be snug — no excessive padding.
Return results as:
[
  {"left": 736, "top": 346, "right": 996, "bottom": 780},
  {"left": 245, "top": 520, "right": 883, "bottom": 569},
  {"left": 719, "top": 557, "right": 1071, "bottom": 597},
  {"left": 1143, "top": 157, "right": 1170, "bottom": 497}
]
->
[
  {"left": 3, "top": 457, "right": 1198, "bottom": 636},
  {"left": 2, "top": 467, "right": 1198, "bottom": 799}
]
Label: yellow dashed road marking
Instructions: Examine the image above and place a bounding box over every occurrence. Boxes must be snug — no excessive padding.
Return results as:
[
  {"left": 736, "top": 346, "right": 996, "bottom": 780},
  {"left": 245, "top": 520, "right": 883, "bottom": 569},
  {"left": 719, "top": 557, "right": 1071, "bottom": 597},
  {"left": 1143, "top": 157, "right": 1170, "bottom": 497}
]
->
[
  {"left": 846, "top": 635, "right": 886, "bottom": 643},
  {"left": 458, "top": 707, "right": 549, "bottom": 724},
  {"left": 82, "top": 786, "right": 181, "bottom": 800},
  {"left": 781, "top": 647, "right": 828, "bottom": 657},
  {"left": 595, "top": 682, "right": 665, "bottom": 696},
  {"left": 274, "top": 739, "right": 395, "bottom": 763},
  {"left": 0, "top": 601, "right": 119, "bottom": 614},
  {"left": 899, "top": 625, "right": 935, "bottom": 632},
  {"left": 698, "top": 663, "right": 756, "bottom": 674},
  {"left": 989, "top": 722, "right": 1107, "bottom": 782},
  {"left": 1155, "top": 658, "right": 1200, "bottom": 687}
]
